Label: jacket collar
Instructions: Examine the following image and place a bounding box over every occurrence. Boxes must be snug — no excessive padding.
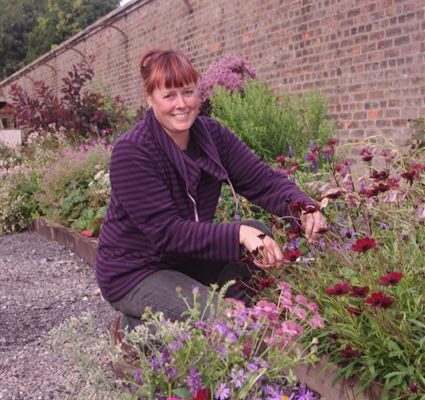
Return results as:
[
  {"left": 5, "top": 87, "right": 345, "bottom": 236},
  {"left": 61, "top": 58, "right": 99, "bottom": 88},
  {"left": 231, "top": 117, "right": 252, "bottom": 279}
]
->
[{"left": 145, "top": 109, "right": 228, "bottom": 197}]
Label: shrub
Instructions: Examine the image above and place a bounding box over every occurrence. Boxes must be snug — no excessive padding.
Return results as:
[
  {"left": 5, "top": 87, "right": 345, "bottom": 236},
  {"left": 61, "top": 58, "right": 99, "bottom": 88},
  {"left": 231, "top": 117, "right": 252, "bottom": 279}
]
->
[
  {"left": 9, "top": 58, "right": 134, "bottom": 143},
  {"left": 0, "top": 169, "right": 41, "bottom": 234},
  {"left": 36, "top": 144, "right": 111, "bottom": 232},
  {"left": 211, "top": 80, "right": 334, "bottom": 162}
]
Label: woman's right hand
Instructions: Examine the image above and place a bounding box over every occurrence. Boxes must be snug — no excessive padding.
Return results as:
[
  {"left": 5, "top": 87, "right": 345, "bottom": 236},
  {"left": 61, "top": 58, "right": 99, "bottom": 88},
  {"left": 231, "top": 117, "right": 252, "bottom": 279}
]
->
[{"left": 239, "top": 225, "right": 283, "bottom": 268}]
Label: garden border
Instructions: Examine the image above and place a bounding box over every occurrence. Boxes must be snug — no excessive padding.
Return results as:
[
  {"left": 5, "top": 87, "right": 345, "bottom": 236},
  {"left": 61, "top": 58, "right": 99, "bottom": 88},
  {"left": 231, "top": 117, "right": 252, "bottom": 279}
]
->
[{"left": 31, "top": 217, "right": 383, "bottom": 400}]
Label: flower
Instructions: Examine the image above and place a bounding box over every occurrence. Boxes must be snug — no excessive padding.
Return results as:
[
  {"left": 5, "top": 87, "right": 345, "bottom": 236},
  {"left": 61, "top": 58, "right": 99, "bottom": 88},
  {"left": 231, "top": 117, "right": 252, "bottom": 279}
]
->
[
  {"left": 283, "top": 249, "right": 302, "bottom": 262},
  {"left": 370, "top": 169, "right": 389, "bottom": 181},
  {"left": 230, "top": 369, "right": 247, "bottom": 389},
  {"left": 340, "top": 345, "right": 360, "bottom": 359},
  {"left": 292, "top": 307, "right": 307, "bottom": 321},
  {"left": 379, "top": 272, "right": 403, "bottom": 286},
  {"left": 186, "top": 367, "right": 202, "bottom": 396},
  {"left": 360, "top": 147, "right": 375, "bottom": 162},
  {"left": 366, "top": 292, "right": 394, "bottom": 308},
  {"left": 193, "top": 387, "right": 211, "bottom": 400},
  {"left": 325, "top": 282, "right": 350, "bottom": 296},
  {"left": 309, "top": 314, "right": 324, "bottom": 329},
  {"left": 214, "top": 383, "right": 231, "bottom": 400},
  {"left": 290, "top": 384, "right": 318, "bottom": 400},
  {"left": 295, "top": 295, "right": 308, "bottom": 305},
  {"left": 346, "top": 306, "right": 362, "bottom": 316},
  {"left": 349, "top": 285, "right": 369, "bottom": 298},
  {"left": 351, "top": 237, "right": 377, "bottom": 252}
]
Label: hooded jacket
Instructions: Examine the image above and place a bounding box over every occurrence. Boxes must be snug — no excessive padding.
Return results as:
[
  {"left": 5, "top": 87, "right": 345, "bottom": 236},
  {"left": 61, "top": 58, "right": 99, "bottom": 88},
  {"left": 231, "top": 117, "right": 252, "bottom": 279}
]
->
[{"left": 96, "top": 109, "right": 316, "bottom": 302}]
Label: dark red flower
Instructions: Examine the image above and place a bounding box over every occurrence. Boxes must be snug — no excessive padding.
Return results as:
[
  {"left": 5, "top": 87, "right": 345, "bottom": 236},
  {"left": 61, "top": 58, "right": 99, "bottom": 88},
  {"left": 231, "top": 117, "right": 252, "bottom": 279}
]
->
[
  {"left": 259, "top": 276, "right": 276, "bottom": 288},
  {"left": 341, "top": 345, "right": 360, "bottom": 359},
  {"left": 370, "top": 169, "right": 389, "bottom": 181},
  {"left": 349, "top": 286, "right": 369, "bottom": 298},
  {"left": 366, "top": 292, "right": 394, "bottom": 308},
  {"left": 283, "top": 249, "right": 302, "bottom": 262},
  {"left": 408, "top": 382, "right": 420, "bottom": 393},
  {"left": 376, "top": 183, "right": 390, "bottom": 193},
  {"left": 379, "top": 272, "right": 403, "bottom": 286},
  {"left": 275, "top": 155, "right": 291, "bottom": 164},
  {"left": 193, "top": 387, "right": 211, "bottom": 400},
  {"left": 346, "top": 306, "right": 362, "bottom": 316},
  {"left": 401, "top": 168, "right": 419, "bottom": 185},
  {"left": 328, "top": 138, "right": 337, "bottom": 146},
  {"left": 359, "top": 186, "right": 380, "bottom": 198},
  {"left": 242, "top": 338, "right": 253, "bottom": 358},
  {"left": 351, "top": 237, "right": 377, "bottom": 253},
  {"left": 325, "top": 282, "right": 350, "bottom": 296},
  {"left": 360, "top": 147, "right": 375, "bottom": 162}
]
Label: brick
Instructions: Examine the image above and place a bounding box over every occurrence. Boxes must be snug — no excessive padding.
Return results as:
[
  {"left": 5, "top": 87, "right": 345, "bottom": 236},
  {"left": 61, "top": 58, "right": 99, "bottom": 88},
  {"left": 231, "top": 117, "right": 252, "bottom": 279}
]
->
[{"left": 0, "top": 0, "right": 422, "bottom": 151}]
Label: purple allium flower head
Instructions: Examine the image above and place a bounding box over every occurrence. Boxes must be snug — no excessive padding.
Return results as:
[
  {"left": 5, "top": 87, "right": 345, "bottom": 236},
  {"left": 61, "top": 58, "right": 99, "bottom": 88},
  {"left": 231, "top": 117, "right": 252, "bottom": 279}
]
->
[
  {"left": 198, "top": 55, "right": 256, "bottom": 102},
  {"left": 230, "top": 369, "right": 247, "bottom": 389},
  {"left": 194, "top": 321, "right": 207, "bottom": 330},
  {"left": 186, "top": 367, "right": 202, "bottom": 396},
  {"left": 288, "top": 238, "right": 300, "bottom": 251},
  {"left": 215, "top": 382, "right": 232, "bottom": 400}
]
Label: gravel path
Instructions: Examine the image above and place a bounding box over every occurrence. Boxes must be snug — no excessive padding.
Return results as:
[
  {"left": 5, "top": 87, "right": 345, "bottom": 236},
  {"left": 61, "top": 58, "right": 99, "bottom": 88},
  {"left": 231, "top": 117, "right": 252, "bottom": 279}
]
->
[{"left": 0, "top": 231, "right": 117, "bottom": 400}]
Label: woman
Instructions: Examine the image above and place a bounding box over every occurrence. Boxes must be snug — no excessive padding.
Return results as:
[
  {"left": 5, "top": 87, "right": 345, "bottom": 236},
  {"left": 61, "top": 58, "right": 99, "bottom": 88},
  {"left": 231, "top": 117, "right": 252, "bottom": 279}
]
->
[{"left": 96, "top": 49, "right": 326, "bottom": 338}]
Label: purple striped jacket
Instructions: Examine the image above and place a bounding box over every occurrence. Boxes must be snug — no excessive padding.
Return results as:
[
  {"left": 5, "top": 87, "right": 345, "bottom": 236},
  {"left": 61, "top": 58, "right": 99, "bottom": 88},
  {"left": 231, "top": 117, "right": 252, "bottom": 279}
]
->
[{"left": 96, "top": 109, "right": 315, "bottom": 302}]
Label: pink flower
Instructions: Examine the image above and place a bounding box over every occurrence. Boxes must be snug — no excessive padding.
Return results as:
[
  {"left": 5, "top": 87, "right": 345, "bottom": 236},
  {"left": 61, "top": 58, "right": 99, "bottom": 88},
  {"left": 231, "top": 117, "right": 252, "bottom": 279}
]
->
[
  {"left": 309, "top": 314, "right": 324, "bottom": 329},
  {"left": 360, "top": 147, "right": 375, "bottom": 162},
  {"left": 280, "top": 320, "right": 304, "bottom": 337},
  {"left": 295, "top": 295, "right": 308, "bottom": 305},
  {"left": 292, "top": 307, "right": 307, "bottom": 321},
  {"left": 307, "top": 302, "right": 318, "bottom": 312}
]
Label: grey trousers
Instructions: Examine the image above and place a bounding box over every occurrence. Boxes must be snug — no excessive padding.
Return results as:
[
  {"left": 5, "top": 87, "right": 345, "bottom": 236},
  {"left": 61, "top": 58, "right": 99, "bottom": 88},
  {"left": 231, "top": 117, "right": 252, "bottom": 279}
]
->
[{"left": 110, "top": 220, "right": 273, "bottom": 331}]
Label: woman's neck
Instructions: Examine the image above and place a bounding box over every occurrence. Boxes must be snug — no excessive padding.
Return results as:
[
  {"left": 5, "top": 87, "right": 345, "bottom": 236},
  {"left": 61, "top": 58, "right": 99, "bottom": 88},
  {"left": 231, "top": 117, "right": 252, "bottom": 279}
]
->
[{"left": 165, "top": 129, "right": 190, "bottom": 150}]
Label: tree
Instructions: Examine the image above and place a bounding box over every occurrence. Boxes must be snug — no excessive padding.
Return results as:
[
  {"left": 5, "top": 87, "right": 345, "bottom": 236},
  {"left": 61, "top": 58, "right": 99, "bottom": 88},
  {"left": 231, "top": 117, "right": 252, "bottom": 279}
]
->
[
  {"left": 26, "top": 0, "right": 120, "bottom": 62},
  {"left": 0, "top": 0, "right": 120, "bottom": 81},
  {"left": 0, "top": 0, "right": 47, "bottom": 80}
]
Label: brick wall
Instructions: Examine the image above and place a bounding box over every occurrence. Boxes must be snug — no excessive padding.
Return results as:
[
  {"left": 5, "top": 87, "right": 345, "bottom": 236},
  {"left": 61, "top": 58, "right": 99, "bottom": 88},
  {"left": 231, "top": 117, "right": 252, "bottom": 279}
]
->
[{"left": 1, "top": 0, "right": 424, "bottom": 151}]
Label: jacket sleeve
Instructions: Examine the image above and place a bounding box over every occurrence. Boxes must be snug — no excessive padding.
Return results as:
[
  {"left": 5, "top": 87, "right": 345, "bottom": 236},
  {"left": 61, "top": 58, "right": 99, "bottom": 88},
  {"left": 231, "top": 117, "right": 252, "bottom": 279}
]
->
[
  {"left": 109, "top": 140, "right": 241, "bottom": 261},
  {"left": 216, "top": 123, "right": 317, "bottom": 217}
]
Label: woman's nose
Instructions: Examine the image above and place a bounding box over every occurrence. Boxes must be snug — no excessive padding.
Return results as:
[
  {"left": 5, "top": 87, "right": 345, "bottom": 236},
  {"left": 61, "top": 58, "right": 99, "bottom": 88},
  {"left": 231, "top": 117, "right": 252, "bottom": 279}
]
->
[{"left": 175, "top": 94, "right": 186, "bottom": 108}]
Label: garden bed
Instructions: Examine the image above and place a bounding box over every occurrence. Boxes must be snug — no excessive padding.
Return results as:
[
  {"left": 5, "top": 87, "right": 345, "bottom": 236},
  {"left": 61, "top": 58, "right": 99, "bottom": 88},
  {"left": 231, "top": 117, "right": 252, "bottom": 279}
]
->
[{"left": 32, "top": 217, "right": 386, "bottom": 400}]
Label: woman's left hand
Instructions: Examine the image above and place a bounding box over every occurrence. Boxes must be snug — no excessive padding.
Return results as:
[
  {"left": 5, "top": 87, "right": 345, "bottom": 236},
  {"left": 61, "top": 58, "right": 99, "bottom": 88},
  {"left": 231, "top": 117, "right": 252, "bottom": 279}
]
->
[{"left": 300, "top": 210, "right": 327, "bottom": 242}]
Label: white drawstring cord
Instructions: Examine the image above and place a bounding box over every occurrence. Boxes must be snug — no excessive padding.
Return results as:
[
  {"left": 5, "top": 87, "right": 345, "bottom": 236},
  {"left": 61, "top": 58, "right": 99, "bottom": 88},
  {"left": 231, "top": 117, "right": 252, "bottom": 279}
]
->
[{"left": 187, "top": 178, "right": 239, "bottom": 223}]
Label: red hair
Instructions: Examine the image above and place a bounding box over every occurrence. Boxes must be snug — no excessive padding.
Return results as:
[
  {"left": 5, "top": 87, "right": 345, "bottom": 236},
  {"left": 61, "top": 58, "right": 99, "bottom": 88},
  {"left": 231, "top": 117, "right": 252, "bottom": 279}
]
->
[{"left": 140, "top": 49, "right": 199, "bottom": 95}]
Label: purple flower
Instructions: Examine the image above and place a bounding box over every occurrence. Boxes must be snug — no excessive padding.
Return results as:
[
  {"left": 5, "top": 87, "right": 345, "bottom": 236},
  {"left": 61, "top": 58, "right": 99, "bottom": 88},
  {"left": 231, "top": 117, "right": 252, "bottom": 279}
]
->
[
  {"left": 215, "top": 382, "right": 232, "bottom": 400},
  {"left": 186, "top": 367, "right": 202, "bottom": 396},
  {"left": 230, "top": 369, "right": 247, "bottom": 389},
  {"left": 292, "top": 306, "right": 307, "bottom": 321},
  {"left": 134, "top": 369, "right": 143, "bottom": 385},
  {"left": 290, "top": 384, "right": 318, "bottom": 400},
  {"left": 170, "top": 340, "right": 182, "bottom": 352},
  {"left": 309, "top": 314, "right": 324, "bottom": 329},
  {"left": 214, "top": 322, "right": 229, "bottom": 336}
]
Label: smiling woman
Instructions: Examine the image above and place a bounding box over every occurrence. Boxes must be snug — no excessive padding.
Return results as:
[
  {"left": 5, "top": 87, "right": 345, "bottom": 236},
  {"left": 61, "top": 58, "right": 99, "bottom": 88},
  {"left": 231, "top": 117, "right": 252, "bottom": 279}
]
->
[{"left": 95, "top": 49, "right": 326, "bottom": 353}]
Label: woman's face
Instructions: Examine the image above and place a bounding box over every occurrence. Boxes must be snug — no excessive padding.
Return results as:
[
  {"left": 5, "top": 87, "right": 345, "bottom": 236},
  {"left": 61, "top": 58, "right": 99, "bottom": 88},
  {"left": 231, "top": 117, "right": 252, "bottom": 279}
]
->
[{"left": 147, "top": 82, "right": 200, "bottom": 140}]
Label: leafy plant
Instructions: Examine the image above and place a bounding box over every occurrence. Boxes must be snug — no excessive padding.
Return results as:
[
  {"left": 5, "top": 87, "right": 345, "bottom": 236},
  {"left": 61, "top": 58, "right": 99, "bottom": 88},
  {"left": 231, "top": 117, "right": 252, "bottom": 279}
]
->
[
  {"left": 9, "top": 58, "right": 133, "bottom": 143},
  {"left": 211, "top": 80, "right": 334, "bottom": 162}
]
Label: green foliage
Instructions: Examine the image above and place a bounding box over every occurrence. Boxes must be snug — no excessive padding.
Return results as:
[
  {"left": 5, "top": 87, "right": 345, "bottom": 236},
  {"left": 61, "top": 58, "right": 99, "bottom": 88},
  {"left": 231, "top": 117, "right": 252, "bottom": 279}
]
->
[
  {"left": 211, "top": 80, "right": 334, "bottom": 162},
  {"left": 0, "top": 0, "right": 47, "bottom": 80},
  {"left": 0, "top": 0, "right": 119, "bottom": 80},
  {"left": 0, "top": 170, "right": 41, "bottom": 234},
  {"left": 36, "top": 145, "right": 110, "bottom": 230}
]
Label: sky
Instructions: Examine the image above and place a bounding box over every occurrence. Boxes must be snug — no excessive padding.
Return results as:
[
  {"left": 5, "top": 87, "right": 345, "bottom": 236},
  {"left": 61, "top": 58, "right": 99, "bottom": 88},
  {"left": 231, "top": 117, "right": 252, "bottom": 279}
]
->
[{"left": 120, "top": 0, "right": 132, "bottom": 5}]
